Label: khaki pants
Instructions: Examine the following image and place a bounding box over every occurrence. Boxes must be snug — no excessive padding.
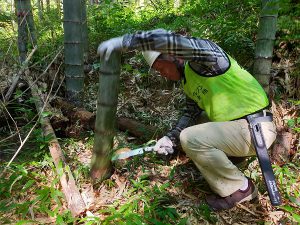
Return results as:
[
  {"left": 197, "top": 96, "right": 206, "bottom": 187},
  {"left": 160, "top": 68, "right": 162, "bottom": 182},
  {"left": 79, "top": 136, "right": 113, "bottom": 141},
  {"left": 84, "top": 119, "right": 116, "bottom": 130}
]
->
[{"left": 179, "top": 117, "right": 277, "bottom": 197}]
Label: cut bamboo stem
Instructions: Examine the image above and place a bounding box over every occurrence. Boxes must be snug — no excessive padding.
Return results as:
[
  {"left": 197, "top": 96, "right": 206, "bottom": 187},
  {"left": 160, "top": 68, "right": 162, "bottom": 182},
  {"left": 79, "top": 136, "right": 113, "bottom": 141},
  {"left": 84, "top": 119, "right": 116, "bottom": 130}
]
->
[{"left": 90, "top": 51, "right": 121, "bottom": 181}]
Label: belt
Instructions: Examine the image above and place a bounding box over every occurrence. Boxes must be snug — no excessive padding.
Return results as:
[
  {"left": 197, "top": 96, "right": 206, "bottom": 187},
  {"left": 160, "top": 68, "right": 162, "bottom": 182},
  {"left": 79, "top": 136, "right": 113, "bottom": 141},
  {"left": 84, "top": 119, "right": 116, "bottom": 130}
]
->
[{"left": 245, "top": 110, "right": 273, "bottom": 124}]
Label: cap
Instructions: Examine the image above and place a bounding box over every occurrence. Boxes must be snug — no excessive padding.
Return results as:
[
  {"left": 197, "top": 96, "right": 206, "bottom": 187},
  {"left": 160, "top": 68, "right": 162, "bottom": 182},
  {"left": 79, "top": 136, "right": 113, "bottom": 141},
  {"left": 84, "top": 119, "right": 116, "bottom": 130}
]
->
[{"left": 142, "top": 51, "right": 161, "bottom": 68}]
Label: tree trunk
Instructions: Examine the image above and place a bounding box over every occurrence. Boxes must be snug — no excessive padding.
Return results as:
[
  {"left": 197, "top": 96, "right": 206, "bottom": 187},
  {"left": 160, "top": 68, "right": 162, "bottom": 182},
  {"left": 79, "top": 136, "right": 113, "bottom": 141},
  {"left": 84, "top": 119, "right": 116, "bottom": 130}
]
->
[
  {"left": 15, "top": 0, "right": 37, "bottom": 63},
  {"left": 63, "top": 0, "right": 84, "bottom": 104},
  {"left": 15, "top": 0, "right": 27, "bottom": 61},
  {"left": 117, "top": 117, "right": 162, "bottom": 140},
  {"left": 271, "top": 131, "right": 293, "bottom": 165},
  {"left": 90, "top": 51, "right": 121, "bottom": 181},
  {"left": 253, "top": 0, "right": 279, "bottom": 93}
]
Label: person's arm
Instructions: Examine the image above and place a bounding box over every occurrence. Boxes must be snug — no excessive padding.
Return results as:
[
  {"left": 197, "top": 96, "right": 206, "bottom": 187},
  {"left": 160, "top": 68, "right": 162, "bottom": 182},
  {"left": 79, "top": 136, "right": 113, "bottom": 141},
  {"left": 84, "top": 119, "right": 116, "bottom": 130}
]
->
[
  {"left": 123, "top": 29, "right": 229, "bottom": 75},
  {"left": 98, "top": 29, "right": 229, "bottom": 75},
  {"left": 153, "top": 96, "right": 203, "bottom": 155},
  {"left": 166, "top": 96, "right": 203, "bottom": 148}
]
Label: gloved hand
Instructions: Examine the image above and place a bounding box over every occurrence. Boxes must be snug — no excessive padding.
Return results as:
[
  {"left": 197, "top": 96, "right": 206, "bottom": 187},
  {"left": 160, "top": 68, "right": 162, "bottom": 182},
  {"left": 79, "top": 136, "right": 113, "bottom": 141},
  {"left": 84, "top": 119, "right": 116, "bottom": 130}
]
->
[
  {"left": 97, "top": 36, "right": 123, "bottom": 61},
  {"left": 154, "top": 136, "right": 174, "bottom": 155}
]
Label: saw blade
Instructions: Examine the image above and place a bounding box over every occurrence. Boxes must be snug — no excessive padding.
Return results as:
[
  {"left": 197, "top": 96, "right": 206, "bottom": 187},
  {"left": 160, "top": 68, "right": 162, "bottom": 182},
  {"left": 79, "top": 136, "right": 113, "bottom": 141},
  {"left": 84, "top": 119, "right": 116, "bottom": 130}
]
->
[{"left": 111, "top": 146, "right": 155, "bottom": 161}]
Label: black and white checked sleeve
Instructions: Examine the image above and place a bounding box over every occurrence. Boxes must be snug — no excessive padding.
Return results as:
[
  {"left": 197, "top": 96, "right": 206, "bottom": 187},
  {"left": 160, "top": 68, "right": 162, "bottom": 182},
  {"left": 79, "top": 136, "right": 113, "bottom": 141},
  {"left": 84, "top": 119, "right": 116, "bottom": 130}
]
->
[{"left": 123, "top": 29, "right": 229, "bottom": 75}]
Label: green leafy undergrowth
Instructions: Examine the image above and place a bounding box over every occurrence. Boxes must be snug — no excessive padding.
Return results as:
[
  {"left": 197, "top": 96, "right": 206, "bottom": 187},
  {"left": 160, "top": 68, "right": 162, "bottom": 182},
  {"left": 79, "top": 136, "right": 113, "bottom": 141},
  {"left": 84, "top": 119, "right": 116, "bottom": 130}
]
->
[
  {"left": 0, "top": 156, "right": 73, "bottom": 224},
  {"left": 245, "top": 157, "right": 300, "bottom": 224},
  {"left": 274, "top": 161, "right": 300, "bottom": 223},
  {"left": 98, "top": 182, "right": 187, "bottom": 225}
]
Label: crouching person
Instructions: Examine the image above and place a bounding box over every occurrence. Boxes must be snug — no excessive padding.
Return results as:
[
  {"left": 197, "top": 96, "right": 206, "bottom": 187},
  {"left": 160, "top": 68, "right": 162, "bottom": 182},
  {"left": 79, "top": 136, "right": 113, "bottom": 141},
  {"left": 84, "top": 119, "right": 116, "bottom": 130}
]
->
[{"left": 98, "top": 29, "right": 277, "bottom": 210}]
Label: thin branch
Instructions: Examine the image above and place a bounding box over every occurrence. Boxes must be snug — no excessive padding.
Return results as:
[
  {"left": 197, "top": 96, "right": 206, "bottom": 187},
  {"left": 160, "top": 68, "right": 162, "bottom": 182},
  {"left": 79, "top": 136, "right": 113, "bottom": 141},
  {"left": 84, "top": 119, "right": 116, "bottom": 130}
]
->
[
  {"left": 3, "top": 46, "right": 38, "bottom": 102},
  {"left": 49, "top": 66, "right": 64, "bottom": 102},
  {"left": 29, "top": 50, "right": 58, "bottom": 69},
  {"left": 4, "top": 47, "right": 62, "bottom": 106},
  {"left": 19, "top": 47, "right": 63, "bottom": 97},
  {"left": 24, "top": 11, "right": 37, "bottom": 47},
  {"left": 2, "top": 114, "right": 40, "bottom": 174},
  {"left": 0, "top": 50, "right": 63, "bottom": 145},
  {"left": 0, "top": 113, "right": 39, "bottom": 144},
  {"left": 1, "top": 55, "right": 63, "bottom": 174},
  {"left": 0, "top": 101, "right": 22, "bottom": 143}
]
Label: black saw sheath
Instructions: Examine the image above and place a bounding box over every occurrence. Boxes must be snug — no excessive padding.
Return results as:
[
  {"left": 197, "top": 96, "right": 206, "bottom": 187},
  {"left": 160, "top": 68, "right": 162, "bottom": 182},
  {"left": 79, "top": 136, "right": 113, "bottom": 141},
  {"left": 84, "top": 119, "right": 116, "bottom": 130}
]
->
[{"left": 247, "top": 113, "right": 281, "bottom": 206}]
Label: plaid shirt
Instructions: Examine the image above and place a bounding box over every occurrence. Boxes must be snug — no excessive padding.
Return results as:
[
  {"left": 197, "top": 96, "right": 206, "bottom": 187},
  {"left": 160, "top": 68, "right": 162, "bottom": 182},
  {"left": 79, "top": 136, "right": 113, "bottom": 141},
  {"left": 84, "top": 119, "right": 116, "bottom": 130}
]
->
[
  {"left": 123, "top": 28, "right": 230, "bottom": 76},
  {"left": 123, "top": 29, "right": 230, "bottom": 146}
]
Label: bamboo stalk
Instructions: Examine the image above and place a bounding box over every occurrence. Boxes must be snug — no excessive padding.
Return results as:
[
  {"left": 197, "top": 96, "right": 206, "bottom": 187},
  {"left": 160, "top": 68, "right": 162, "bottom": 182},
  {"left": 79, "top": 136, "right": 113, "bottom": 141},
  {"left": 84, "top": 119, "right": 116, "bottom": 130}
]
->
[
  {"left": 15, "top": 0, "right": 28, "bottom": 63},
  {"left": 90, "top": 51, "right": 121, "bottom": 181},
  {"left": 253, "top": 0, "right": 279, "bottom": 93},
  {"left": 15, "top": 0, "right": 37, "bottom": 63},
  {"left": 27, "top": 77, "right": 86, "bottom": 216},
  {"left": 63, "top": 0, "right": 84, "bottom": 103}
]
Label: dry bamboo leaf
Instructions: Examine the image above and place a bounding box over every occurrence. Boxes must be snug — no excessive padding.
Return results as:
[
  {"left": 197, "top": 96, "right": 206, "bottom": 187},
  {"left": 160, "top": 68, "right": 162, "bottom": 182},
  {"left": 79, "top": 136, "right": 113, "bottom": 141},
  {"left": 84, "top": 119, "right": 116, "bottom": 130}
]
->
[{"left": 236, "top": 203, "right": 259, "bottom": 217}]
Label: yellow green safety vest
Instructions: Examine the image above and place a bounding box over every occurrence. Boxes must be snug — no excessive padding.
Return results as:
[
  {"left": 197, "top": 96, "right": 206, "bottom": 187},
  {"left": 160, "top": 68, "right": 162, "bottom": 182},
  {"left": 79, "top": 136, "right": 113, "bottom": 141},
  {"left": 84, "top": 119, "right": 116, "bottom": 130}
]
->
[{"left": 183, "top": 56, "right": 269, "bottom": 121}]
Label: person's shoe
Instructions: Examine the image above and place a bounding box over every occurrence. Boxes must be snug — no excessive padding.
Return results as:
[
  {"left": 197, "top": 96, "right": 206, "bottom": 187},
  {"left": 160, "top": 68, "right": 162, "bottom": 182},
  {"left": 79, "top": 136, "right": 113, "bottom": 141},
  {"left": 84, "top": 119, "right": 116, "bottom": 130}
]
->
[{"left": 206, "top": 178, "right": 258, "bottom": 211}]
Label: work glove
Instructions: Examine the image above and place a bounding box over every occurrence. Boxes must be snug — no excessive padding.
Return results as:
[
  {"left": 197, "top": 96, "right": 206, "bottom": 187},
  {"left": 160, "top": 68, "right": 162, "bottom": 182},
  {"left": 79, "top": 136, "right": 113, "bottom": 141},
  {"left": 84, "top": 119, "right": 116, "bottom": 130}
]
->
[
  {"left": 97, "top": 36, "right": 123, "bottom": 61},
  {"left": 154, "top": 136, "right": 174, "bottom": 155}
]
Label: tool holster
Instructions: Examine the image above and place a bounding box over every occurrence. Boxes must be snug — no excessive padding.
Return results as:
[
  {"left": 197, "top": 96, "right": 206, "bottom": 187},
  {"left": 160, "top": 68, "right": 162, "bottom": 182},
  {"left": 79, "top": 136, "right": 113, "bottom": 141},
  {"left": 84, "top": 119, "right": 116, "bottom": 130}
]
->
[{"left": 246, "top": 110, "right": 281, "bottom": 206}]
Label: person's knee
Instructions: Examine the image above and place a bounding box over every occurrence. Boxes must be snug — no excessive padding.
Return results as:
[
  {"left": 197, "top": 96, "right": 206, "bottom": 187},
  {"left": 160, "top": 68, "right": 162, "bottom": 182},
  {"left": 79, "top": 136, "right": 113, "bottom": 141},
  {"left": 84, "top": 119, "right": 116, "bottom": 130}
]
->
[
  {"left": 179, "top": 129, "right": 189, "bottom": 151},
  {"left": 180, "top": 127, "right": 198, "bottom": 152}
]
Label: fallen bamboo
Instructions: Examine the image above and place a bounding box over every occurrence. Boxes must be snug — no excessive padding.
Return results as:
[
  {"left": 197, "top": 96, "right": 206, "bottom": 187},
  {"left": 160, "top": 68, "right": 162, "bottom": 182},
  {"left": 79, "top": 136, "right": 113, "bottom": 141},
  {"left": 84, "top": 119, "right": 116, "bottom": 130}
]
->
[
  {"left": 51, "top": 97, "right": 162, "bottom": 140},
  {"left": 27, "top": 76, "right": 86, "bottom": 216}
]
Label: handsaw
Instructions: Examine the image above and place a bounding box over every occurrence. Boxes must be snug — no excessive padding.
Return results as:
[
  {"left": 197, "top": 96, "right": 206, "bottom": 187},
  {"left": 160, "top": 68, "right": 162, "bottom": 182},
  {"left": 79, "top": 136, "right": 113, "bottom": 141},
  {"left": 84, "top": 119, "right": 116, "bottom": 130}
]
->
[{"left": 111, "top": 145, "right": 155, "bottom": 161}]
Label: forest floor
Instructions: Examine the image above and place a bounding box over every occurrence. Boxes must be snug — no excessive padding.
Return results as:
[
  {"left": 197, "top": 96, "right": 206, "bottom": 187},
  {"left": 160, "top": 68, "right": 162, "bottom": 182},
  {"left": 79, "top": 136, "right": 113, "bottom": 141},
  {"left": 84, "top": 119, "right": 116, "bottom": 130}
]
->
[{"left": 0, "top": 48, "right": 299, "bottom": 224}]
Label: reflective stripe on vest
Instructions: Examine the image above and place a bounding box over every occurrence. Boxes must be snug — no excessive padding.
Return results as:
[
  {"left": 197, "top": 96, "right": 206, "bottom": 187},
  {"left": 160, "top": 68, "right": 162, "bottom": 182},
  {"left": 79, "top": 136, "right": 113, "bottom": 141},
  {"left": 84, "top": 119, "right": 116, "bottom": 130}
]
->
[{"left": 183, "top": 56, "right": 269, "bottom": 121}]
